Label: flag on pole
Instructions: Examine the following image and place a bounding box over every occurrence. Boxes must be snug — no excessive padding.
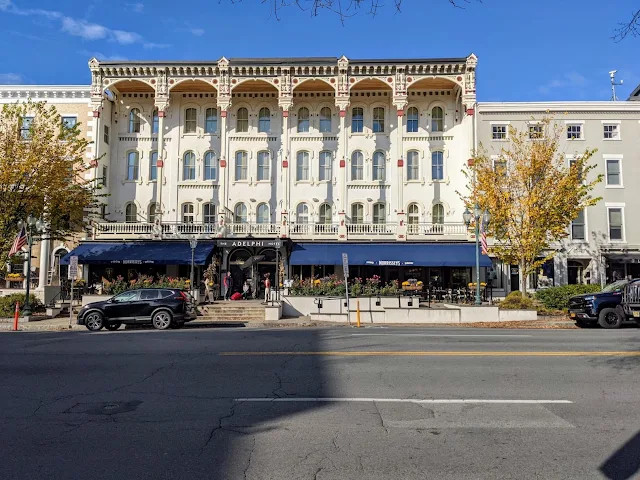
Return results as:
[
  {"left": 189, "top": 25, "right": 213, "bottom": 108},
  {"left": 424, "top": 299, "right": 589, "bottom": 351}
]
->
[
  {"left": 480, "top": 222, "right": 488, "bottom": 256},
  {"left": 9, "top": 225, "right": 27, "bottom": 257}
]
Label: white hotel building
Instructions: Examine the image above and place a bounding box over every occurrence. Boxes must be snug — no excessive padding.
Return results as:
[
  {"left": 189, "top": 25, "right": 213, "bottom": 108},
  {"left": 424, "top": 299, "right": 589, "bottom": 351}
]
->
[{"left": 8, "top": 54, "right": 635, "bottom": 297}]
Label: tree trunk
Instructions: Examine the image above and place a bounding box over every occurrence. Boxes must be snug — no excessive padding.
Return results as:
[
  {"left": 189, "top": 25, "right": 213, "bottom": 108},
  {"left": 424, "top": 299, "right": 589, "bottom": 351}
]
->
[{"left": 519, "top": 260, "right": 527, "bottom": 295}]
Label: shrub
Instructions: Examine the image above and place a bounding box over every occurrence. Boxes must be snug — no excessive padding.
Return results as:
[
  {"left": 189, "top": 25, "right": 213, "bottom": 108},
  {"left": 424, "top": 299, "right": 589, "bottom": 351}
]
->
[
  {"left": 0, "top": 294, "right": 43, "bottom": 317},
  {"left": 498, "top": 291, "right": 536, "bottom": 310},
  {"left": 535, "top": 284, "right": 602, "bottom": 310}
]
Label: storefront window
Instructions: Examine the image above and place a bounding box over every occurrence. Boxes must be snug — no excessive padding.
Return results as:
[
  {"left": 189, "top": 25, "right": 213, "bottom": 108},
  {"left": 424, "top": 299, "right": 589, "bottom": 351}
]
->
[{"left": 451, "top": 268, "right": 470, "bottom": 287}]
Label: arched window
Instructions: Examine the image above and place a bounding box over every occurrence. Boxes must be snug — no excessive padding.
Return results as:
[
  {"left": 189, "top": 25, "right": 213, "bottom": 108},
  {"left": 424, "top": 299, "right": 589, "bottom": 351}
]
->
[
  {"left": 297, "top": 107, "right": 309, "bottom": 133},
  {"left": 431, "top": 151, "right": 444, "bottom": 180},
  {"left": 148, "top": 203, "right": 158, "bottom": 224},
  {"left": 407, "top": 150, "right": 419, "bottom": 181},
  {"left": 128, "top": 108, "right": 141, "bottom": 133},
  {"left": 373, "top": 107, "right": 385, "bottom": 133},
  {"left": 257, "top": 151, "right": 270, "bottom": 181},
  {"left": 234, "top": 203, "right": 248, "bottom": 223},
  {"left": 256, "top": 203, "right": 270, "bottom": 224},
  {"left": 149, "top": 151, "right": 158, "bottom": 181},
  {"left": 236, "top": 107, "right": 248, "bottom": 133},
  {"left": 296, "top": 203, "right": 309, "bottom": 224},
  {"left": 235, "top": 151, "right": 248, "bottom": 181},
  {"left": 351, "top": 203, "right": 364, "bottom": 224},
  {"left": 126, "top": 151, "right": 139, "bottom": 180},
  {"left": 182, "top": 203, "right": 195, "bottom": 223},
  {"left": 407, "top": 107, "right": 419, "bottom": 133},
  {"left": 432, "top": 203, "right": 445, "bottom": 224},
  {"left": 319, "top": 151, "right": 332, "bottom": 182},
  {"left": 372, "top": 151, "right": 385, "bottom": 181},
  {"left": 319, "top": 203, "right": 332, "bottom": 224},
  {"left": 296, "top": 151, "right": 309, "bottom": 181},
  {"left": 431, "top": 106, "right": 444, "bottom": 132},
  {"left": 203, "top": 203, "right": 216, "bottom": 224},
  {"left": 407, "top": 203, "right": 420, "bottom": 225},
  {"left": 319, "top": 107, "right": 332, "bottom": 133},
  {"left": 125, "top": 203, "right": 137, "bottom": 223},
  {"left": 204, "top": 151, "right": 217, "bottom": 181},
  {"left": 373, "top": 203, "right": 386, "bottom": 224},
  {"left": 205, "top": 108, "right": 217, "bottom": 134},
  {"left": 184, "top": 107, "right": 197, "bottom": 133},
  {"left": 183, "top": 151, "right": 196, "bottom": 181},
  {"left": 152, "top": 110, "right": 159, "bottom": 134},
  {"left": 351, "top": 107, "right": 364, "bottom": 133},
  {"left": 258, "top": 107, "right": 270, "bottom": 133},
  {"left": 351, "top": 151, "right": 364, "bottom": 181}
]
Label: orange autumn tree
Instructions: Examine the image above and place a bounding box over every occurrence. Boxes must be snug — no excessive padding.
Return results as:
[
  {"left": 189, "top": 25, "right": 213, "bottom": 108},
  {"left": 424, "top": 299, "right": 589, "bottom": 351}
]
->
[
  {"left": 459, "top": 117, "right": 602, "bottom": 294},
  {"left": 0, "top": 101, "right": 102, "bottom": 264}
]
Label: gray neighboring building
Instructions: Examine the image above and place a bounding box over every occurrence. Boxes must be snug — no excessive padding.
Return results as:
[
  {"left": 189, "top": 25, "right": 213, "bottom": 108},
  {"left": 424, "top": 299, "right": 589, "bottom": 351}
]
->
[{"left": 477, "top": 97, "right": 640, "bottom": 295}]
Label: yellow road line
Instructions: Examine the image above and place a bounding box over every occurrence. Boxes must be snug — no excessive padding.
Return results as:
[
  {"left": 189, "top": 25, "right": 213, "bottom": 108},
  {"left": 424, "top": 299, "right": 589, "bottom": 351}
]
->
[{"left": 219, "top": 351, "right": 640, "bottom": 357}]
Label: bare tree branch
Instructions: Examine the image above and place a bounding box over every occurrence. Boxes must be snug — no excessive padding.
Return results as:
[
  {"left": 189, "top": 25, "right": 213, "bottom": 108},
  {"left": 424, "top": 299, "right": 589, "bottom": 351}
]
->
[{"left": 613, "top": 9, "right": 640, "bottom": 42}]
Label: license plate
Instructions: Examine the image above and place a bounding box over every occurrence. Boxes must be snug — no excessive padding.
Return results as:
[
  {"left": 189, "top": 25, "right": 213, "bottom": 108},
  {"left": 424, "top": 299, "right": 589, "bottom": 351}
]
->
[
  {"left": 633, "top": 311, "right": 640, "bottom": 318},
  {"left": 570, "top": 312, "right": 576, "bottom": 318}
]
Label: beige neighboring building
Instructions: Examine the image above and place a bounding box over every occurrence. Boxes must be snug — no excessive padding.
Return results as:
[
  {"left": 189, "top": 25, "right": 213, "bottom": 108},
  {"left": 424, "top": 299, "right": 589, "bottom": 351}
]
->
[{"left": 0, "top": 85, "right": 93, "bottom": 294}]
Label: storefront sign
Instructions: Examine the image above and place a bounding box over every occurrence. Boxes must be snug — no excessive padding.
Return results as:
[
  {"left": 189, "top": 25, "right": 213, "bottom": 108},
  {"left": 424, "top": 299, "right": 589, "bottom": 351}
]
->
[
  {"left": 110, "top": 260, "right": 156, "bottom": 265},
  {"left": 218, "top": 240, "right": 282, "bottom": 248},
  {"left": 366, "top": 260, "right": 415, "bottom": 266}
]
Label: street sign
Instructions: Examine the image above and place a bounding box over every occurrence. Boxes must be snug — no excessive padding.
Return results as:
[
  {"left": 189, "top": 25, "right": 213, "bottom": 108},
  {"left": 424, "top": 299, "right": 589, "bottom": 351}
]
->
[
  {"left": 342, "top": 253, "right": 349, "bottom": 278},
  {"left": 69, "top": 256, "right": 78, "bottom": 280}
]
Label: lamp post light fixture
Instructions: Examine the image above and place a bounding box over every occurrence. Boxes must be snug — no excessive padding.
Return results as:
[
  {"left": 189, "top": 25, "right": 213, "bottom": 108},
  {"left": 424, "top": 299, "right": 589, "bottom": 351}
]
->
[
  {"left": 189, "top": 236, "right": 198, "bottom": 301},
  {"left": 463, "top": 205, "right": 491, "bottom": 305},
  {"left": 18, "top": 214, "right": 45, "bottom": 317}
]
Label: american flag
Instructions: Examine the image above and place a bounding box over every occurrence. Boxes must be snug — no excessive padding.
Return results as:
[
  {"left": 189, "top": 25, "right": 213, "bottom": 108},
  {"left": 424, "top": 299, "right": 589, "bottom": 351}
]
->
[
  {"left": 480, "top": 222, "right": 488, "bottom": 255},
  {"left": 9, "top": 226, "right": 27, "bottom": 257}
]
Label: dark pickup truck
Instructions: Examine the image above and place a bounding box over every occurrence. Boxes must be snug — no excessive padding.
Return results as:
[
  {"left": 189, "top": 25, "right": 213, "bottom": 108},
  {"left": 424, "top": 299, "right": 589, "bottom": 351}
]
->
[{"left": 568, "top": 280, "right": 634, "bottom": 329}]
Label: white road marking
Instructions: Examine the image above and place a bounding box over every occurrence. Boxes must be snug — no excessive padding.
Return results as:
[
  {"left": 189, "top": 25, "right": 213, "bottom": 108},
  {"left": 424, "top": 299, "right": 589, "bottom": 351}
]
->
[
  {"left": 234, "top": 397, "right": 572, "bottom": 404},
  {"left": 350, "top": 333, "right": 533, "bottom": 338}
]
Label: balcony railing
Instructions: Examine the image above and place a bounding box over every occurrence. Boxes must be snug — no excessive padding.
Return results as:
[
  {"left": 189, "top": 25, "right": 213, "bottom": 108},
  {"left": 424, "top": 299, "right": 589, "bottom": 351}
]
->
[{"left": 93, "top": 221, "right": 468, "bottom": 240}]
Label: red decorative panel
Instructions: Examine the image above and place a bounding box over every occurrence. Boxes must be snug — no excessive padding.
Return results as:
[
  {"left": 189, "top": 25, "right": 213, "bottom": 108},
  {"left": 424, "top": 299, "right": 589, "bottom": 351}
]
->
[
  {"left": 156, "top": 160, "right": 164, "bottom": 168},
  {"left": 387, "top": 77, "right": 393, "bottom": 83},
  {"left": 89, "top": 159, "right": 98, "bottom": 167},
  {"left": 466, "top": 108, "right": 475, "bottom": 116},
  {"left": 282, "top": 160, "right": 289, "bottom": 168},
  {"left": 457, "top": 76, "right": 462, "bottom": 81},
  {"left": 397, "top": 159, "right": 404, "bottom": 167},
  {"left": 169, "top": 79, "right": 174, "bottom": 84},
  {"left": 339, "top": 159, "right": 345, "bottom": 168},
  {"left": 220, "top": 110, "right": 227, "bottom": 118},
  {"left": 282, "top": 110, "right": 289, "bottom": 117},
  {"left": 350, "top": 78, "right": 355, "bottom": 83},
  {"left": 150, "top": 79, "right": 156, "bottom": 84},
  {"left": 231, "top": 79, "right": 236, "bottom": 84},
  {"left": 407, "top": 77, "right": 413, "bottom": 82},
  {"left": 92, "top": 110, "right": 100, "bottom": 118},
  {"left": 330, "top": 78, "right": 335, "bottom": 83},
  {"left": 293, "top": 78, "right": 298, "bottom": 84},
  {"left": 220, "top": 159, "right": 227, "bottom": 168},
  {"left": 213, "top": 79, "right": 218, "bottom": 84},
  {"left": 339, "top": 110, "right": 346, "bottom": 118},
  {"left": 467, "top": 158, "right": 475, "bottom": 167},
  {"left": 273, "top": 79, "right": 279, "bottom": 84},
  {"left": 397, "top": 109, "right": 404, "bottom": 117},
  {"left": 158, "top": 111, "right": 166, "bottom": 118}
]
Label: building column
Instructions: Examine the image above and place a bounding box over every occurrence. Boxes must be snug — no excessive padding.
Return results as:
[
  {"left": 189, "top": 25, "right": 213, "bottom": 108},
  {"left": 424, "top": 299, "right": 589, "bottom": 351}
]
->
[
  {"left": 337, "top": 106, "right": 349, "bottom": 241},
  {"left": 37, "top": 238, "right": 50, "bottom": 289},
  {"left": 90, "top": 108, "right": 101, "bottom": 178},
  {"left": 155, "top": 109, "right": 167, "bottom": 221},
  {"left": 220, "top": 108, "right": 229, "bottom": 216},
  {"left": 281, "top": 108, "right": 290, "bottom": 216}
]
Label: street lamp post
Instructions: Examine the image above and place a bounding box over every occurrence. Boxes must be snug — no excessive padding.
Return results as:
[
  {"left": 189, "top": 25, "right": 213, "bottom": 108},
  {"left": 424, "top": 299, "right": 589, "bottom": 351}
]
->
[
  {"left": 189, "top": 237, "right": 198, "bottom": 301},
  {"left": 463, "top": 205, "right": 491, "bottom": 305},
  {"left": 18, "top": 215, "right": 45, "bottom": 317}
]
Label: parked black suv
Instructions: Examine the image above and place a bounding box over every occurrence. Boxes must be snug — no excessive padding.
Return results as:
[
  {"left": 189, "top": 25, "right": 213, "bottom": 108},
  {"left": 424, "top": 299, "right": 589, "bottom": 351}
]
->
[
  {"left": 568, "top": 280, "right": 635, "bottom": 328},
  {"left": 77, "top": 288, "right": 196, "bottom": 331}
]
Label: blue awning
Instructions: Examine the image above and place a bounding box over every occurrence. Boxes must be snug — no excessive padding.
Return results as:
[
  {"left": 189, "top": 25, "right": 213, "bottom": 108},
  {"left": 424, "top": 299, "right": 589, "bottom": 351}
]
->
[
  {"left": 289, "top": 243, "right": 492, "bottom": 267},
  {"left": 60, "top": 241, "right": 216, "bottom": 266}
]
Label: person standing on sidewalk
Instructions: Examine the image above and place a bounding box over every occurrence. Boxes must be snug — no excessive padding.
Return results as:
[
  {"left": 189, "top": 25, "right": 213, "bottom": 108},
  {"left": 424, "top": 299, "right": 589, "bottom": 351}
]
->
[
  {"left": 263, "top": 273, "right": 271, "bottom": 304},
  {"left": 223, "top": 271, "right": 234, "bottom": 301}
]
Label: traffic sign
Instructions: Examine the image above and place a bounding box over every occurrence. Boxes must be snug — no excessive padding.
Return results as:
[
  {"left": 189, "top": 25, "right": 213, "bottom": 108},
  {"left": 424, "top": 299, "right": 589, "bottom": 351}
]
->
[
  {"left": 342, "top": 253, "right": 349, "bottom": 278},
  {"left": 69, "top": 256, "right": 78, "bottom": 280}
]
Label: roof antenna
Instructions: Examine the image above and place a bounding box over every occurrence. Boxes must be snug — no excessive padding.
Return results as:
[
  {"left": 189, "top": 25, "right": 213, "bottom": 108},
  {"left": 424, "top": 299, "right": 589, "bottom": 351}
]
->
[{"left": 610, "top": 70, "right": 623, "bottom": 101}]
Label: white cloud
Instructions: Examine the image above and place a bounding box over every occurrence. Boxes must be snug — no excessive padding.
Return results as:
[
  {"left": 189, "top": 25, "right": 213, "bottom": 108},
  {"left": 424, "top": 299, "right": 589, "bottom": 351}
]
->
[
  {"left": 190, "top": 27, "right": 205, "bottom": 36},
  {"left": 539, "top": 72, "right": 588, "bottom": 94},
  {"left": 61, "top": 17, "right": 108, "bottom": 40},
  {"left": 0, "top": 73, "right": 23, "bottom": 84},
  {"left": 112, "top": 30, "right": 141, "bottom": 45},
  {"left": 143, "top": 42, "right": 170, "bottom": 49},
  {"left": 79, "top": 50, "right": 128, "bottom": 62},
  {"left": 126, "top": 2, "right": 144, "bottom": 13}
]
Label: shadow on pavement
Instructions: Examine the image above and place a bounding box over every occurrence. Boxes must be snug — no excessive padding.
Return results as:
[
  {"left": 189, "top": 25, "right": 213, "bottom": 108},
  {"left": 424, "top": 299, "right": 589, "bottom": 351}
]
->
[{"left": 600, "top": 430, "right": 640, "bottom": 480}]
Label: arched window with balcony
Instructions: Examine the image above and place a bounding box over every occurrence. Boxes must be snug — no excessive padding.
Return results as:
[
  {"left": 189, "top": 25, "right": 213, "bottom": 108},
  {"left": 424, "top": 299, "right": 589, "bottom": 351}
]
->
[
  {"left": 234, "top": 203, "right": 247, "bottom": 223},
  {"left": 296, "top": 203, "right": 309, "bottom": 224},
  {"left": 319, "top": 107, "right": 332, "bottom": 133},
  {"left": 256, "top": 203, "right": 270, "bottom": 224},
  {"left": 407, "top": 203, "right": 420, "bottom": 227},
  {"left": 297, "top": 107, "right": 309, "bottom": 133},
  {"left": 296, "top": 151, "right": 310, "bottom": 181},
  {"left": 351, "top": 107, "right": 364, "bottom": 133},
  {"left": 407, "top": 107, "right": 419, "bottom": 133},
  {"left": 148, "top": 203, "right": 158, "bottom": 224},
  {"left": 184, "top": 107, "right": 197, "bottom": 133},
  {"left": 351, "top": 150, "right": 364, "bottom": 181},
  {"left": 319, "top": 203, "right": 332, "bottom": 224},
  {"left": 128, "top": 108, "right": 141, "bottom": 133},
  {"left": 236, "top": 107, "right": 248, "bottom": 133},
  {"left": 258, "top": 107, "right": 270, "bottom": 133},
  {"left": 235, "top": 151, "right": 248, "bottom": 181},
  {"left": 125, "top": 203, "right": 137, "bottom": 223},
  {"left": 372, "top": 151, "right": 385, "bottom": 181},
  {"left": 351, "top": 203, "right": 364, "bottom": 224},
  {"left": 183, "top": 151, "right": 196, "bottom": 181},
  {"left": 203, "top": 151, "right": 217, "bottom": 181},
  {"left": 373, "top": 107, "right": 385, "bottom": 133},
  {"left": 432, "top": 203, "right": 445, "bottom": 224},
  {"left": 373, "top": 203, "right": 386, "bottom": 224},
  {"left": 205, "top": 108, "right": 217, "bottom": 134},
  {"left": 431, "top": 106, "right": 444, "bottom": 132},
  {"left": 182, "top": 203, "right": 195, "bottom": 223},
  {"left": 126, "top": 151, "right": 139, "bottom": 180},
  {"left": 203, "top": 203, "right": 216, "bottom": 224}
]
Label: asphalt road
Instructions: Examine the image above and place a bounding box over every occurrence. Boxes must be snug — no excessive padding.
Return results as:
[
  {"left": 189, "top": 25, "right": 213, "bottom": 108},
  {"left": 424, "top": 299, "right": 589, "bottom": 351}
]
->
[{"left": 2, "top": 326, "right": 640, "bottom": 480}]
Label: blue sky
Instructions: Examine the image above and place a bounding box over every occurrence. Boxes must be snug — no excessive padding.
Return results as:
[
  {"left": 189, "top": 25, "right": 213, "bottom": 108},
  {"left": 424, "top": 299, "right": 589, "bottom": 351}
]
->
[{"left": 0, "top": 0, "right": 638, "bottom": 101}]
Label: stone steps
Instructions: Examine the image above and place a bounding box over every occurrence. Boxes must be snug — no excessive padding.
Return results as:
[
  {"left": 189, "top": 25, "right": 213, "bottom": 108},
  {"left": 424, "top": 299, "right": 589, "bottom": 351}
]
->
[{"left": 197, "top": 303, "right": 266, "bottom": 321}]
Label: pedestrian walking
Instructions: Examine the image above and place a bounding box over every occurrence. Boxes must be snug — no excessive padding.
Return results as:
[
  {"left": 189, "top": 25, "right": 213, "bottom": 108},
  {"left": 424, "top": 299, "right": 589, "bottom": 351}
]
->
[
  {"left": 263, "top": 273, "right": 271, "bottom": 304},
  {"left": 223, "top": 271, "right": 234, "bottom": 301}
]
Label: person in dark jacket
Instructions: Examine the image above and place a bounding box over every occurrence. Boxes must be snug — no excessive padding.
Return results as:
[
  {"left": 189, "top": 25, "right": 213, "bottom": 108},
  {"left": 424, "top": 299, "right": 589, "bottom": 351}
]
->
[{"left": 223, "top": 271, "right": 234, "bottom": 301}]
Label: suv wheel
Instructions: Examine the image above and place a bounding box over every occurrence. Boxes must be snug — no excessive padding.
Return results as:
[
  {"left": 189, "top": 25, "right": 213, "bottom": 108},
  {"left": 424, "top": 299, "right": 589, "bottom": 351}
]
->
[
  {"left": 598, "top": 308, "right": 622, "bottom": 329},
  {"left": 105, "top": 322, "right": 122, "bottom": 331},
  {"left": 152, "top": 310, "right": 173, "bottom": 330},
  {"left": 85, "top": 311, "right": 104, "bottom": 332}
]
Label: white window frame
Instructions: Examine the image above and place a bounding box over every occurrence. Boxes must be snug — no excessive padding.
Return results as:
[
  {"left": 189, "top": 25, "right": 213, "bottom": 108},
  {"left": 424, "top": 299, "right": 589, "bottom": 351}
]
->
[
  {"left": 182, "top": 203, "right": 195, "bottom": 224},
  {"left": 126, "top": 151, "right": 140, "bottom": 181},
  {"left": 492, "top": 154, "right": 507, "bottom": 176},
  {"left": 406, "top": 106, "right": 419, "bottom": 133},
  {"left": 182, "top": 151, "right": 196, "bottom": 181},
  {"left": 570, "top": 209, "right": 587, "bottom": 242},
  {"left": 296, "top": 151, "right": 310, "bottom": 182},
  {"left": 602, "top": 120, "right": 621, "bottom": 141},
  {"left": 490, "top": 122, "right": 509, "bottom": 141},
  {"left": 372, "top": 203, "right": 386, "bottom": 224},
  {"left": 566, "top": 154, "right": 585, "bottom": 184},
  {"left": 296, "top": 203, "right": 310, "bottom": 224},
  {"left": 257, "top": 151, "right": 270, "bottom": 182},
  {"left": 204, "top": 107, "right": 218, "bottom": 134},
  {"left": 184, "top": 108, "right": 197, "bottom": 134},
  {"left": 319, "top": 107, "right": 332, "bottom": 133},
  {"left": 431, "top": 150, "right": 444, "bottom": 181},
  {"left": 319, "top": 203, "right": 332, "bottom": 224},
  {"left": 235, "top": 151, "right": 248, "bottom": 182},
  {"left": 256, "top": 203, "right": 270, "bottom": 224},
  {"left": 604, "top": 154, "right": 624, "bottom": 188},
  {"left": 236, "top": 107, "right": 249, "bottom": 133},
  {"left": 430, "top": 106, "right": 444, "bottom": 132},
  {"left": 527, "top": 121, "right": 544, "bottom": 140},
  {"left": 318, "top": 151, "right": 332, "bottom": 183},
  {"left": 125, "top": 202, "right": 137, "bottom": 223},
  {"left": 432, "top": 203, "right": 445, "bottom": 224},
  {"left": 372, "top": 151, "right": 386, "bottom": 182},
  {"left": 234, "top": 203, "right": 248, "bottom": 223},
  {"left": 351, "top": 203, "right": 364, "bottom": 224},
  {"left": 606, "top": 203, "right": 626, "bottom": 243},
  {"left": 149, "top": 151, "right": 158, "bottom": 182},
  {"left": 203, "top": 203, "right": 216, "bottom": 225},
  {"left": 350, "top": 151, "right": 364, "bottom": 181},
  {"left": 406, "top": 150, "right": 420, "bottom": 182},
  {"left": 203, "top": 151, "right": 217, "bottom": 181},
  {"left": 564, "top": 120, "right": 585, "bottom": 141},
  {"left": 407, "top": 203, "right": 420, "bottom": 225},
  {"left": 372, "top": 106, "right": 385, "bottom": 133},
  {"left": 258, "top": 107, "right": 271, "bottom": 134}
]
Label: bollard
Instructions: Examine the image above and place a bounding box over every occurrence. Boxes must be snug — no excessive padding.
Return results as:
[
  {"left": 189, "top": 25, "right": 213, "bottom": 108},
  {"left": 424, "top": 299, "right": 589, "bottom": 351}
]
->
[
  {"left": 13, "top": 301, "right": 19, "bottom": 331},
  {"left": 356, "top": 299, "right": 361, "bottom": 328}
]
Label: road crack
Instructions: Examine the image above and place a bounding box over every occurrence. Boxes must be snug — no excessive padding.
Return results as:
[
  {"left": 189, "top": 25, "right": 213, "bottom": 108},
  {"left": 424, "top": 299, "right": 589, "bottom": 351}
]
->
[
  {"left": 199, "top": 400, "right": 240, "bottom": 456},
  {"left": 243, "top": 435, "right": 256, "bottom": 480}
]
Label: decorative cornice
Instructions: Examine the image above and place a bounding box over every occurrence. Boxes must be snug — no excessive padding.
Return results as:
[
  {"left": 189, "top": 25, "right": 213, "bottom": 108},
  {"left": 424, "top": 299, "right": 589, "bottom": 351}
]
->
[
  {"left": 0, "top": 85, "right": 91, "bottom": 104},
  {"left": 478, "top": 102, "right": 640, "bottom": 114}
]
